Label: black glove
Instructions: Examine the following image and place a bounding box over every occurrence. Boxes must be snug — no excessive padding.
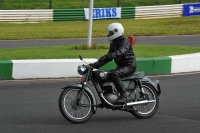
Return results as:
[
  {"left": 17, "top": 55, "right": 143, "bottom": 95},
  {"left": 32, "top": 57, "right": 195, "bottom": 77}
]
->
[{"left": 90, "top": 61, "right": 100, "bottom": 69}]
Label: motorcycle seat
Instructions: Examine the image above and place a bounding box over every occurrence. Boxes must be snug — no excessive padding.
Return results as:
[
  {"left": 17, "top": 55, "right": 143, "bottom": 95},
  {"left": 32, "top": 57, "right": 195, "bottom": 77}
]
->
[{"left": 121, "top": 72, "right": 145, "bottom": 80}]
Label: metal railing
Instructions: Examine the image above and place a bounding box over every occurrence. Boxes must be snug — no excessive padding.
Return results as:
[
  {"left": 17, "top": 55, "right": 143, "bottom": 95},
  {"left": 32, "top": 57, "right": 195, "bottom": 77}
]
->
[
  {"left": 0, "top": 9, "right": 53, "bottom": 23},
  {"left": 135, "top": 4, "right": 183, "bottom": 19},
  {"left": 121, "top": 7, "right": 135, "bottom": 19},
  {"left": 53, "top": 8, "right": 85, "bottom": 22},
  {"left": 0, "top": 4, "right": 185, "bottom": 23},
  {"left": 0, "top": 0, "right": 199, "bottom": 9}
]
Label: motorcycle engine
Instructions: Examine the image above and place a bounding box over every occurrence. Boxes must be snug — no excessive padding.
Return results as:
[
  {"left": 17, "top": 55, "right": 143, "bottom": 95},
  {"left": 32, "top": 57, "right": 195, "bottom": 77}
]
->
[{"left": 104, "top": 93, "right": 119, "bottom": 104}]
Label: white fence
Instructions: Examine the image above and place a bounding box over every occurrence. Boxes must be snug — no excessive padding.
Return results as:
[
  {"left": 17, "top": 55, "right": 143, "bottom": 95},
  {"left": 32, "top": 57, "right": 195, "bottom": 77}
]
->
[
  {"left": 135, "top": 4, "right": 183, "bottom": 19},
  {"left": 0, "top": 9, "right": 53, "bottom": 23}
]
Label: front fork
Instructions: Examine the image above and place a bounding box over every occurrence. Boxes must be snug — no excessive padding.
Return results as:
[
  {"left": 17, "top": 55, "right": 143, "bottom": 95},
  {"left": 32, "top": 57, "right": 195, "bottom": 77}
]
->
[
  {"left": 76, "top": 83, "right": 86, "bottom": 105},
  {"left": 76, "top": 67, "right": 92, "bottom": 105}
]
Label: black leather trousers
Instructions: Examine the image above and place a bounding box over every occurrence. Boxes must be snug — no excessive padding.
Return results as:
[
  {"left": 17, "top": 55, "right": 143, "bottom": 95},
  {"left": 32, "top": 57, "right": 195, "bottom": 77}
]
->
[{"left": 109, "top": 65, "right": 136, "bottom": 96}]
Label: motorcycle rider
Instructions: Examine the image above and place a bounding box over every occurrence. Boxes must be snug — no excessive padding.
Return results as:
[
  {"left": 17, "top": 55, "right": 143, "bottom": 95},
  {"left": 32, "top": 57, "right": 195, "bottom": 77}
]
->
[{"left": 91, "top": 22, "right": 137, "bottom": 103}]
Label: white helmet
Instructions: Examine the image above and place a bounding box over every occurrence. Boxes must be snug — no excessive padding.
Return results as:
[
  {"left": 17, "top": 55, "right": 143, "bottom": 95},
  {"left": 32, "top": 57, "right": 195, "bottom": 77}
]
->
[{"left": 106, "top": 23, "right": 124, "bottom": 42}]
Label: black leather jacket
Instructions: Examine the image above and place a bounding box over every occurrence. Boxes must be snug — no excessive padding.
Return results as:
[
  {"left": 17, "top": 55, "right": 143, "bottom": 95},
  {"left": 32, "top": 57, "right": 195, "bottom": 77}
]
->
[{"left": 97, "top": 35, "right": 136, "bottom": 68}]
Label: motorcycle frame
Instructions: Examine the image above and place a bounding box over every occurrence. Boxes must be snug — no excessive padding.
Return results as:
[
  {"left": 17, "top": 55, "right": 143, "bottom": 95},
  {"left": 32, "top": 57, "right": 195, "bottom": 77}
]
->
[
  {"left": 62, "top": 64, "right": 161, "bottom": 113},
  {"left": 80, "top": 66, "right": 160, "bottom": 109}
]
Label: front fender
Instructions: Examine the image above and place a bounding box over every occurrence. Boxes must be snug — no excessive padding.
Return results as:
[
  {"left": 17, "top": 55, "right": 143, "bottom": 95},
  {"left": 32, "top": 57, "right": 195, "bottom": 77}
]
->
[
  {"left": 62, "top": 83, "right": 97, "bottom": 114},
  {"left": 141, "top": 77, "right": 161, "bottom": 96}
]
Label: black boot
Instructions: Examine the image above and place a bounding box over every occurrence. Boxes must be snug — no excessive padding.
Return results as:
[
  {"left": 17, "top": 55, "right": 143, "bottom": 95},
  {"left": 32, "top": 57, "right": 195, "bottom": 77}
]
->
[{"left": 110, "top": 68, "right": 129, "bottom": 104}]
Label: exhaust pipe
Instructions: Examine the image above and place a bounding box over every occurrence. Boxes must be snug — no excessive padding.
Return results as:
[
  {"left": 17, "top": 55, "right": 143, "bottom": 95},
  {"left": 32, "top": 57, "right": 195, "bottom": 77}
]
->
[{"left": 126, "top": 100, "right": 155, "bottom": 107}]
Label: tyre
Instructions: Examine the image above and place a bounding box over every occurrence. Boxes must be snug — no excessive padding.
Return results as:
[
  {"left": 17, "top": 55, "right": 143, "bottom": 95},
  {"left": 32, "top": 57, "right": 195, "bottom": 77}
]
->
[
  {"left": 129, "top": 83, "right": 159, "bottom": 119},
  {"left": 59, "top": 88, "right": 93, "bottom": 124}
]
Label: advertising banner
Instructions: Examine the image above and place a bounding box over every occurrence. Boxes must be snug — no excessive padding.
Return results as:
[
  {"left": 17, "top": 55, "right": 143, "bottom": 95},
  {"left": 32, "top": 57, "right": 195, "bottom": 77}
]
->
[
  {"left": 183, "top": 3, "right": 200, "bottom": 16},
  {"left": 84, "top": 7, "right": 121, "bottom": 20}
]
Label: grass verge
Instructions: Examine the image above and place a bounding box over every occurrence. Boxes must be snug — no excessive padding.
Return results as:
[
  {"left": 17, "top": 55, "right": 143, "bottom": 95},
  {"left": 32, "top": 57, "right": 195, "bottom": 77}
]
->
[
  {"left": 1, "top": 44, "right": 200, "bottom": 60},
  {"left": 0, "top": 17, "right": 200, "bottom": 40}
]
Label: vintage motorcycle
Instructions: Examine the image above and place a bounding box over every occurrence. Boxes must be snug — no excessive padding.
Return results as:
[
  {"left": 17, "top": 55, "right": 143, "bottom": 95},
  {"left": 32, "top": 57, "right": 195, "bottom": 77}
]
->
[{"left": 59, "top": 55, "right": 161, "bottom": 124}]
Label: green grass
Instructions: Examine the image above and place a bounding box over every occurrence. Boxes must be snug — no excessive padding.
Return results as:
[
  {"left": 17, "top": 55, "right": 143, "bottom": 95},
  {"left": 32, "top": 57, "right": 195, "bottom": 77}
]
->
[
  {"left": 0, "top": 17, "right": 200, "bottom": 40},
  {"left": 0, "top": 0, "right": 199, "bottom": 9},
  {"left": 0, "top": 1, "right": 200, "bottom": 60},
  {"left": 1, "top": 45, "right": 200, "bottom": 60}
]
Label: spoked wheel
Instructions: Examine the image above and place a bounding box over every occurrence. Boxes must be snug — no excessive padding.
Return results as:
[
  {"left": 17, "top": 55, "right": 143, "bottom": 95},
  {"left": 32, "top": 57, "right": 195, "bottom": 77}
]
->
[
  {"left": 129, "top": 83, "right": 159, "bottom": 118},
  {"left": 59, "top": 88, "right": 93, "bottom": 124}
]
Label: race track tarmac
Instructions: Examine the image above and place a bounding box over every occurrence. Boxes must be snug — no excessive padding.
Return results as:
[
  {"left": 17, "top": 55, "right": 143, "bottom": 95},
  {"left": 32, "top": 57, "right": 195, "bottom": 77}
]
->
[
  {"left": 0, "top": 73, "right": 200, "bottom": 133},
  {"left": 0, "top": 35, "right": 200, "bottom": 48}
]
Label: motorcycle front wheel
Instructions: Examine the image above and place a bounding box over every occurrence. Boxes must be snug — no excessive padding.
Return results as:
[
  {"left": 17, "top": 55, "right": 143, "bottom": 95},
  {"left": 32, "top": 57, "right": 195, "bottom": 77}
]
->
[
  {"left": 129, "top": 83, "right": 159, "bottom": 119},
  {"left": 59, "top": 88, "right": 93, "bottom": 124}
]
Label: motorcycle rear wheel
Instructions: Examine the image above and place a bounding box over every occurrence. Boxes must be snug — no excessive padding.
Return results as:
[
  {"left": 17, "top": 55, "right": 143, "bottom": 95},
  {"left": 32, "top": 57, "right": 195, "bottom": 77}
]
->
[
  {"left": 129, "top": 83, "right": 159, "bottom": 119},
  {"left": 59, "top": 88, "right": 93, "bottom": 124}
]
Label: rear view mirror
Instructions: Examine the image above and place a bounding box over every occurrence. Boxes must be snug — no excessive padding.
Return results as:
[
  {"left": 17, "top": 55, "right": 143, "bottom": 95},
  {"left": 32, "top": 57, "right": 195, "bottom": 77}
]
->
[{"left": 79, "top": 55, "right": 83, "bottom": 60}]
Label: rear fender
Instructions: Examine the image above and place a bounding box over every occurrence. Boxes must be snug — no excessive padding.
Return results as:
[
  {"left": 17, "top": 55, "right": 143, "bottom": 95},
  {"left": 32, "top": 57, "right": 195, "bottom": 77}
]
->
[
  {"left": 62, "top": 83, "right": 97, "bottom": 114},
  {"left": 141, "top": 77, "right": 161, "bottom": 96}
]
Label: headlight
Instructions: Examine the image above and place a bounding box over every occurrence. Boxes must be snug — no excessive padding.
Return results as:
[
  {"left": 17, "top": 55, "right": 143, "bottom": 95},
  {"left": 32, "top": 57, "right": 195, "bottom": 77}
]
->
[{"left": 77, "top": 65, "right": 87, "bottom": 75}]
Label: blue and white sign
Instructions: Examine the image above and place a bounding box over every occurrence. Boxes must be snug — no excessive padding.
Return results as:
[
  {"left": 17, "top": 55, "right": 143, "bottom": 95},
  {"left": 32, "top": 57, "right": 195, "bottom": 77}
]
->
[
  {"left": 84, "top": 7, "right": 121, "bottom": 20},
  {"left": 183, "top": 3, "right": 200, "bottom": 16}
]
